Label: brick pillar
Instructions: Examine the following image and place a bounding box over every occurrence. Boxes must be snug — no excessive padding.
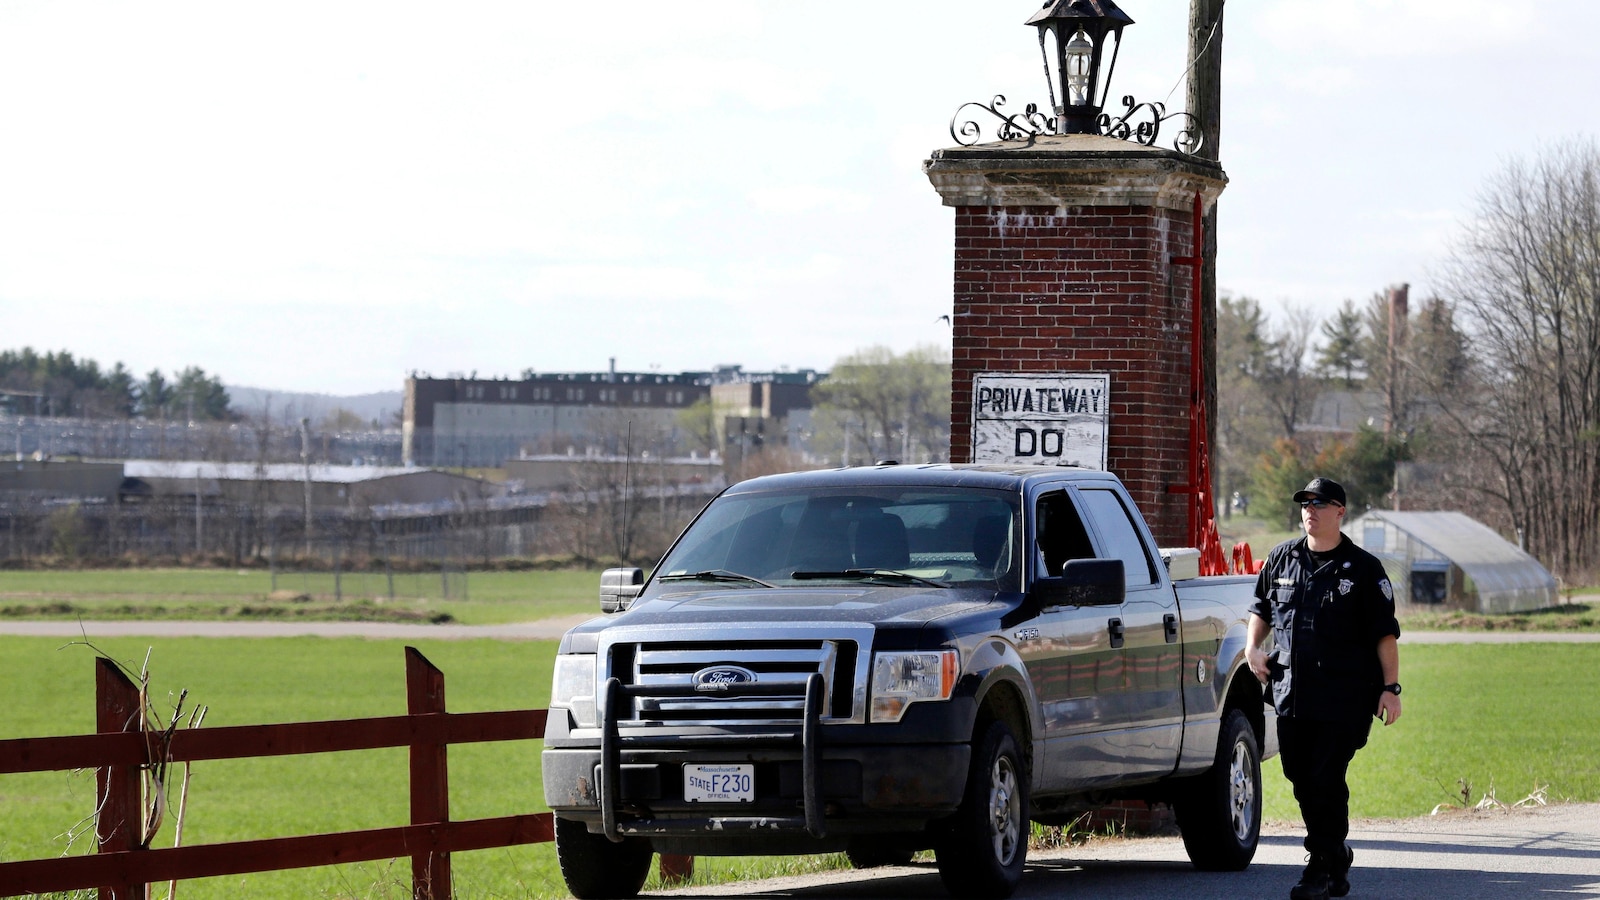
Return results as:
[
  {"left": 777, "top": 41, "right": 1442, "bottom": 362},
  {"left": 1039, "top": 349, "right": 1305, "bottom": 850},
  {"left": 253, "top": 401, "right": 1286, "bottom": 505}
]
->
[{"left": 924, "top": 135, "right": 1226, "bottom": 547}]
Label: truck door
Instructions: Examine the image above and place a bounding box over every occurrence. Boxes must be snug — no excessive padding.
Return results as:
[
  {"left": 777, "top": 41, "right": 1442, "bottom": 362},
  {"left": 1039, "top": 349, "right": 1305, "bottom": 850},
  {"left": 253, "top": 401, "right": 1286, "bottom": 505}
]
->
[
  {"left": 1075, "top": 486, "right": 1184, "bottom": 779},
  {"left": 1024, "top": 488, "right": 1127, "bottom": 791}
]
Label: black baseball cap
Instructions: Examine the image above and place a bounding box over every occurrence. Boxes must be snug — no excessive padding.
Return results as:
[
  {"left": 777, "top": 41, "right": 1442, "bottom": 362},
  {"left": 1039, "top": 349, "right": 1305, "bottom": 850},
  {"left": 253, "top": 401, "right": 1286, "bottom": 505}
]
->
[{"left": 1293, "top": 477, "right": 1347, "bottom": 507}]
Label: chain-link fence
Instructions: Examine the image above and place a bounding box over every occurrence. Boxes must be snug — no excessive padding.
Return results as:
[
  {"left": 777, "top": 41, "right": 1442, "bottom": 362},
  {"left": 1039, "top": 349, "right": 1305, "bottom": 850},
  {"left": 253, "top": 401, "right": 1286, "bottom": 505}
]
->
[
  {"left": 0, "top": 415, "right": 401, "bottom": 465},
  {"left": 0, "top": 482, "right": 721, "bottom": 572}
]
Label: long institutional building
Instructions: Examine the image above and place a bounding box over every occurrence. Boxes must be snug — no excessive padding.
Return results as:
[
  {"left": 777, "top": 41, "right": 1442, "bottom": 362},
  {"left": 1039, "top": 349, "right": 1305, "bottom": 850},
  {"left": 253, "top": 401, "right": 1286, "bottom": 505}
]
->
[{"left": 402, "top": 365, "right": 822, "bottom": 467}]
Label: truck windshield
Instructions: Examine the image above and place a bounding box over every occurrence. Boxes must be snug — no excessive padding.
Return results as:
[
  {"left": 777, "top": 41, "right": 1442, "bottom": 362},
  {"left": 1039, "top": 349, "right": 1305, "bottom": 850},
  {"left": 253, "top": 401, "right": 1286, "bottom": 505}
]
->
[{"left": 655, "top": 486, "right": 1021, "bottom": 591}]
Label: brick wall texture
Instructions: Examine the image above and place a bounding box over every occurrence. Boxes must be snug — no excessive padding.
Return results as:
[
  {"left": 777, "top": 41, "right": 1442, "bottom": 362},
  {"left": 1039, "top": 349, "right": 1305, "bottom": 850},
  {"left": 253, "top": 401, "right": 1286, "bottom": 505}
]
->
[{"left": 950, "top": 204, "right": 1196, "bottom": 547}]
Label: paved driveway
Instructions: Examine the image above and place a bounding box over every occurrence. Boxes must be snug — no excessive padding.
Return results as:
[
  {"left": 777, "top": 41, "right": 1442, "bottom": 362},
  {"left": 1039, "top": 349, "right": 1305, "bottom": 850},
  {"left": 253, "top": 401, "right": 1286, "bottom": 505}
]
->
[{"left": 655, "top": 804, "right": 1600, "bottom": 899}]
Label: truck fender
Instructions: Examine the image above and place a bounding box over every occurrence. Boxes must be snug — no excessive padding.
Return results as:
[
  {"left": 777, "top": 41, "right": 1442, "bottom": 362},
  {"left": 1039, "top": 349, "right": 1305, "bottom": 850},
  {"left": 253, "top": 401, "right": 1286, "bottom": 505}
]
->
[
  {"left": 1214, "top": 619, "right": 1267, "bottom": 741},
  {"left": 1176, "top": 618, "right": 1265, "bottom": 776},
  {"left": 963, "top": 638, "right": 1041, "bottom": 748},
  {"left": 1216, "top": 619, "right": 1253, "bottom": 698}
]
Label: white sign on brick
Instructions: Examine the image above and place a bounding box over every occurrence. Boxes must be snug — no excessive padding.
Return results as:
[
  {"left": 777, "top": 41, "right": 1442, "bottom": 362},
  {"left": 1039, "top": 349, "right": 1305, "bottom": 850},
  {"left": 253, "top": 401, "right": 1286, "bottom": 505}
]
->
[{"left": 971, "top": 373, "right": 1110, "bottom": 469}]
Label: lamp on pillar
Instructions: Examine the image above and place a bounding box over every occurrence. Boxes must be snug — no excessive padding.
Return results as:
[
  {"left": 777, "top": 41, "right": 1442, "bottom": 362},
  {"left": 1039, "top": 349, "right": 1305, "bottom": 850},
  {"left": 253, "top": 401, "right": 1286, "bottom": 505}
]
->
[
  {"left": 927, "top": 2, "right": 1229, "bottom": 548},
  {"left": 950, "top": 1, "right": 1198, "bottom": 154},
  {"left": 1027, "top": 0, "right": 1134, "bottom": 135}
]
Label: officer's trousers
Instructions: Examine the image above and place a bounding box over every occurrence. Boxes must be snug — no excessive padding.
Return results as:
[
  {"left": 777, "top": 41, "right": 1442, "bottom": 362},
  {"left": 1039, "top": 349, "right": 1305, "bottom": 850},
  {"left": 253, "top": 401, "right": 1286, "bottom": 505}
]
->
[{"left": 1277, "top": 715, "right": 1372, "bottom": 862}]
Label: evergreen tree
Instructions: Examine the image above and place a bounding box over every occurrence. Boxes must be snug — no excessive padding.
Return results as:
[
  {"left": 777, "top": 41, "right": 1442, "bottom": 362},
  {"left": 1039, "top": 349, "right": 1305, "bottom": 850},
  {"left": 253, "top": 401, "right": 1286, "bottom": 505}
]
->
[{"left": 1315, "top": 299, "right": 1366, "bottom": 387}]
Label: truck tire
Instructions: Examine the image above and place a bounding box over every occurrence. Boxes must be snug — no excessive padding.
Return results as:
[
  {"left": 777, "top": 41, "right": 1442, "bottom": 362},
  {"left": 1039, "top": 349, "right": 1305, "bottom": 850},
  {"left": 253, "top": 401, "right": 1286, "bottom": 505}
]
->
[
  {"left": 554, "top": 815, "right": 654, "bottom": 899},
  {"left": 1174, "top": 708, "right": 1261, "bottom": 871},
  {"left": 935, "top": 720, "right": 1029, "bottom": 898}
]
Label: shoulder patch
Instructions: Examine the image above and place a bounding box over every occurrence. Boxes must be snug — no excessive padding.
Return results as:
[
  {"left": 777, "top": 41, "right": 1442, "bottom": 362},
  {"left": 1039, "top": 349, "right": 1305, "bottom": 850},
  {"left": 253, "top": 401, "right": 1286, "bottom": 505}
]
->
[{"left": 1379, "top": 579, "right": 1394, "bottom": 602}]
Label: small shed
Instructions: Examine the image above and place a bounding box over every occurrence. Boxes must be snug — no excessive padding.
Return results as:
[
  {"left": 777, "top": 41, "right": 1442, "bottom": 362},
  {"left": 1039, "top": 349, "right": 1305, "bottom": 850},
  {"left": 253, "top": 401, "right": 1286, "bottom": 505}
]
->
[{"left": 1347, "top": 510, "right": 1558, "bottom": 613}]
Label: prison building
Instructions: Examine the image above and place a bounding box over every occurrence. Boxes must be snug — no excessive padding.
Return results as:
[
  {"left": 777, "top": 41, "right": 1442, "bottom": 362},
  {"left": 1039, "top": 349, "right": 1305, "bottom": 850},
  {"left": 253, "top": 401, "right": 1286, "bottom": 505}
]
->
[{"left": 402, "top": 366, "right": 823, "bottom": 468}]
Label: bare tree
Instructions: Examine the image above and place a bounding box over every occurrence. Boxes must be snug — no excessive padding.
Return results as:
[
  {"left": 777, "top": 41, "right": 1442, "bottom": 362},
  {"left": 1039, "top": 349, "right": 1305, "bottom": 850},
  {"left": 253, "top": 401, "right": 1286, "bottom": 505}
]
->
[
  {"left": 1259, "top": 306, "right": 1318, "bottom": 440},
  {"left": 811, "top": 345, "right": 951, "bottom": 465},
  {"left": 1436, "top": 138, "right": 1600, "bottom": 580}
]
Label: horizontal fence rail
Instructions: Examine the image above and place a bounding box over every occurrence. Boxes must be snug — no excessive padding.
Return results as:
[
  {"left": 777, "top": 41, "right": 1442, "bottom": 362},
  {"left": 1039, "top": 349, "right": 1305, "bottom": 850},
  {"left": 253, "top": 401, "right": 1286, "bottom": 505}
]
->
[{"left": 0, "top": 648, "right": 550, "bottom": 900}]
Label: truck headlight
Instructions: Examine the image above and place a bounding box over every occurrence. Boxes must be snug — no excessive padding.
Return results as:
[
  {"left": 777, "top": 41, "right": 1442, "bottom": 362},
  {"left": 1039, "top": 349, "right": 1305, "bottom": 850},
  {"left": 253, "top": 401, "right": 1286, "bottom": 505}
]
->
[
  {"left": 551, "top": 654, "right": 598, "bottom": 729},
  {"left": 871, "top": 650, "right": 958, "bottom": 723}
]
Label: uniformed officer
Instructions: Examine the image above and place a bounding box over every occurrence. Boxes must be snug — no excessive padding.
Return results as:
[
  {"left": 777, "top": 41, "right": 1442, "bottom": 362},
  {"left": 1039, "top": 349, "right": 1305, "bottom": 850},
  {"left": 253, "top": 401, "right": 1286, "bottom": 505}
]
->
[{"left": 1246, "top": 477, "right": 1402, "bottom": 900}]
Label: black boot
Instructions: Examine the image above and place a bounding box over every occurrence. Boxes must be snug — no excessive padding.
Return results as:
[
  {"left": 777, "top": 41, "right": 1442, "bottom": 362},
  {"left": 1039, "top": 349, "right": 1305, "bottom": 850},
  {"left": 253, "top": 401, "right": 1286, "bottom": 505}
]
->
[
  {"left": 1290, "top": 855, "right": 1332, "bottom": 900},
  {"left": 1329, "top": 845, "right": 1354, "bottom": 898}
]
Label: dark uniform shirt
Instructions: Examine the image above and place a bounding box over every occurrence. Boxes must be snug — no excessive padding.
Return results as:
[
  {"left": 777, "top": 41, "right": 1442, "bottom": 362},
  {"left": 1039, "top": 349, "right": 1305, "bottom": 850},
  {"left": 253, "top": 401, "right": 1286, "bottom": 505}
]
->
[{"left": 1250, "top": 534, "right": 1401, "bottom": 723}]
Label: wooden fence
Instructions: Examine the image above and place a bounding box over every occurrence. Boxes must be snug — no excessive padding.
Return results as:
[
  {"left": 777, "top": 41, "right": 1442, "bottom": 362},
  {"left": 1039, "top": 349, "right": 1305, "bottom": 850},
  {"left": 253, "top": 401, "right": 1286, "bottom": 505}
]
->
[{"left": 0, "top": 647, "right": 553, "bottom": 899}]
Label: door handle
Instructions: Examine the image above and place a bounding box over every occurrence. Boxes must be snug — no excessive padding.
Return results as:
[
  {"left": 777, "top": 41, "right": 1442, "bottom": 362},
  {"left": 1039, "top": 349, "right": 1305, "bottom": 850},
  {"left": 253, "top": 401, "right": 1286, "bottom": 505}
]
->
[
  {"left": 1164, "top": 613, "right": 1179, "bottom": 644},
  {"left": 1108, "top": 617, "right": 1125, "bottom": 649}
]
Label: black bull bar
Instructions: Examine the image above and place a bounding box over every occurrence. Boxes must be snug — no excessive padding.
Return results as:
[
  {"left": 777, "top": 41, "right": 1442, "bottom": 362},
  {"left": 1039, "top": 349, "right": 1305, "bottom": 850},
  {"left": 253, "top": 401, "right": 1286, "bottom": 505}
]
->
[{"left": 599, "top": 674, "right": 826, "bottom": 842}]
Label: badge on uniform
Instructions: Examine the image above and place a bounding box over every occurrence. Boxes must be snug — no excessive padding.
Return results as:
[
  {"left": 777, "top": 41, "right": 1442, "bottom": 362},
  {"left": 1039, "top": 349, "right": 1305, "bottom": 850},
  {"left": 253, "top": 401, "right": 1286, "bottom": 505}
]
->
[
  {"left": 1338, "top": 579, "right": 1353, "bottom": 596},
  {"left": 1380, "top": 579, "right": 1394, "bottom": 602}
]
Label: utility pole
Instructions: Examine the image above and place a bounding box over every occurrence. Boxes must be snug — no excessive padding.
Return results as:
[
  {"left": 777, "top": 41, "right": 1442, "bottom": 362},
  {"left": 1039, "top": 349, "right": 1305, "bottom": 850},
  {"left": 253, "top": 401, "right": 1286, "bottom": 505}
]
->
[
  {"left": 301, "top": 417, "right": 313, "bottom": 558},
  {"left": 194, "top": 465, "right": 203, "bottom": 557},
  {"left": 1187, "top": 0, "right": 1225, "bottom": 501}
]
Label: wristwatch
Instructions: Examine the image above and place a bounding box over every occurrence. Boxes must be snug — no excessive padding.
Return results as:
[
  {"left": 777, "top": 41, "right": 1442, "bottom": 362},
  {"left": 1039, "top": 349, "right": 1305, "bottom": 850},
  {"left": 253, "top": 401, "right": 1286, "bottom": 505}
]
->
[{"left": 1382, "top": 682, "right": 1402, "bottom": 696}]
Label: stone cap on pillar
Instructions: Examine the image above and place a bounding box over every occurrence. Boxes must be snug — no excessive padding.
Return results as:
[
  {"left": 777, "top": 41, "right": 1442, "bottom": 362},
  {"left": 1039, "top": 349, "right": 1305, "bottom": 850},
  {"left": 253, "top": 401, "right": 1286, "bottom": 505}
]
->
[{"left": 924, "top": 133, "right": 1225, "bottom": 212}]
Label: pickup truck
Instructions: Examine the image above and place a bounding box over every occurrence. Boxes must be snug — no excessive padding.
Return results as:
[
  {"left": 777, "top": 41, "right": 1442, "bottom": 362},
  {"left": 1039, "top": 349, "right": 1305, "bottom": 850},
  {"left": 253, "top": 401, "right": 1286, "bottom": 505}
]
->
[{"left": 542, "top": 464, "right": 1275, "bottom": 899}]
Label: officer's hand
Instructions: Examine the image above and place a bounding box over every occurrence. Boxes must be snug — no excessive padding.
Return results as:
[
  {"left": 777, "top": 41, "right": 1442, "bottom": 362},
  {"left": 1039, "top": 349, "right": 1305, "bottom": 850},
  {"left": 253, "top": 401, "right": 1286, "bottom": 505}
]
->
[
  {"left": 1377, "top": 692, "right": 1402, "bottom": 726},
  {"left": 1246, "top": 646, "right": 1269, "bottom": 684}
]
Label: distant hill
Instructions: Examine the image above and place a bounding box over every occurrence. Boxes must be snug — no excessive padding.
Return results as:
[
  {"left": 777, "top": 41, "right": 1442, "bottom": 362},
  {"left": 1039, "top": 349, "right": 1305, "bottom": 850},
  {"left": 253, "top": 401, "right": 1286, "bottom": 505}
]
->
[{"left": 228, "top": 386, "right": 404, "bottom": 427}]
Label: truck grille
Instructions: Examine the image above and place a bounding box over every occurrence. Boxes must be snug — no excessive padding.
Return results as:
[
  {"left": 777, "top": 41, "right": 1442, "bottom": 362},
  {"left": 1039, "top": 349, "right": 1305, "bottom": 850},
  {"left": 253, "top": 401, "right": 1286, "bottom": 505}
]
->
[{"left": 599, "top": 625, "right": 873, "bottom": 726}]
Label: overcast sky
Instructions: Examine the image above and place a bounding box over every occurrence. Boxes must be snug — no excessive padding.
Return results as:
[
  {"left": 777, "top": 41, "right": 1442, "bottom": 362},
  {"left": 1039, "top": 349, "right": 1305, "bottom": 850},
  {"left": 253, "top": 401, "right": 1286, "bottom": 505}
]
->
[{"left": 3, "top": 1, "right": 1598, "bottom": 396}]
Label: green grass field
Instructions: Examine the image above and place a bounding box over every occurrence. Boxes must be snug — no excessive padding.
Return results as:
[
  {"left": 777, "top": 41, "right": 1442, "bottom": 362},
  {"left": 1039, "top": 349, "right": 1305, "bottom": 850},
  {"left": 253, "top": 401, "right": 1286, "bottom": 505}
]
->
[
  {"left": 0, "top": 569, "right": 601, "bottom": 625},
  {"left": 6, "top": 566, "right": 1597, "bottom": 632},
  {"left": 3, "top": 636, "right": 1598, "bottom": 897},
  {"left": 1261, "top": 642, "right": 1600, "bottom": 822}
]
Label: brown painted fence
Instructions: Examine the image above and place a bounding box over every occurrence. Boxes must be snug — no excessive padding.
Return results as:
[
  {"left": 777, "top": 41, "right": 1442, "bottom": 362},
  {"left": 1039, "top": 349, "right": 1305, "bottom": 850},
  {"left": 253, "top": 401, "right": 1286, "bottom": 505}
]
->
[{"left": 0, "top": 647, "right": 552, "bottom": 900}]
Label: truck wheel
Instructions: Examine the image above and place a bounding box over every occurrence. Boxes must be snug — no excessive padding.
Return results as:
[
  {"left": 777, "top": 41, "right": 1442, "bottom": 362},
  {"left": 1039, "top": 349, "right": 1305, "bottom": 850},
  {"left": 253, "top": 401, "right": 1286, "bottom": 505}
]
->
[
  {"left": 845, "top": 839, "right": 915, "bottom": 868},
  {"left": 554, "top": 815, "right": 654, "bottom": 899},
  {"left": 935, "top": 720, "right": 1029, "bottom": 898},
  {"left": 1174, "top": 708, "right": 1261, "bottom": 871}
]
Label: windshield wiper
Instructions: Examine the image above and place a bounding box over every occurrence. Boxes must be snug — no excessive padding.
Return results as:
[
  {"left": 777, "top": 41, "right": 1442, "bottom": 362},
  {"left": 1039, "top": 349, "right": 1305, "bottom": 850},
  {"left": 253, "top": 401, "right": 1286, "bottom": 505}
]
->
[
  {"left": 790, "top": 569, "right": 950, "bottom": 589},
  {"left": 657, "top": 569, "right": 776, "bottom": 588}
]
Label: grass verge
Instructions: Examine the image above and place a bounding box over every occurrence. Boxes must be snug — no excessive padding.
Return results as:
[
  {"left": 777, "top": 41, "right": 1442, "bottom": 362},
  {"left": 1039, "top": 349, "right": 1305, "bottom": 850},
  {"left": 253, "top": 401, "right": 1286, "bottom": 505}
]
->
[
  {"left": 0, "top": 569, "right": 602, "bottom": 625},
  {"left": 3, "top": 640, "right": 1598, "bottom": 897},
  {"left": 1262, "top": 642, "right": 1600, "bottom": 823}
]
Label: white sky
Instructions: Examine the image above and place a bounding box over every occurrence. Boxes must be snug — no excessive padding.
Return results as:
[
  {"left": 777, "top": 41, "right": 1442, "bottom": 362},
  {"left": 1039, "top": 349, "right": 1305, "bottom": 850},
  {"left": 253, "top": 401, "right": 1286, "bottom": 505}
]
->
[{"left": 3, "top": 1, "right": 1597, "bottom": 395}]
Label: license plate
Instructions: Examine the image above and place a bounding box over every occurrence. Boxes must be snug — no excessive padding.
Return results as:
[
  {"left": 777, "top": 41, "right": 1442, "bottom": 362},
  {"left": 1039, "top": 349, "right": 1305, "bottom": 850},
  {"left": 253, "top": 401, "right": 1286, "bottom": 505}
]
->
[{"left": 683, "top": 764, "right": 754, "bottom": 803}]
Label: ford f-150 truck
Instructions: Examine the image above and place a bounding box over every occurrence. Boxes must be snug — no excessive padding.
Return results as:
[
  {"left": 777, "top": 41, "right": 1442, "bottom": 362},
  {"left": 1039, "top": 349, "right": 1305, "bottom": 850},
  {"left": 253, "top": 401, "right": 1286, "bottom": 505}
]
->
[{"left": 543, "top": 464, "right": 1275, "bottom": 898}]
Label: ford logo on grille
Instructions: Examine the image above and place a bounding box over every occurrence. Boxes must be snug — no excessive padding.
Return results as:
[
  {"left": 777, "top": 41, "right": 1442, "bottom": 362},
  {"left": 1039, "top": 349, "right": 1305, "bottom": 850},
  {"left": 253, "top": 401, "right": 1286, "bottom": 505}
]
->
[{"left": 693, "top": 666, "right": 757, "bottom": 691}]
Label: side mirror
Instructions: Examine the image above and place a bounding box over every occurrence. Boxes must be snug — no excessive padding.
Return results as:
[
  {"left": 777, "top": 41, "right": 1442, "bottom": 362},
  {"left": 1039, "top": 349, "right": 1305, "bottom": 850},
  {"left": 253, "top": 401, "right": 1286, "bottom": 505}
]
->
[
  {"left": 599, "top": 567, "right": 644, "bottom": 613},
  {"left": 1030, "top": 558, "right": 1125, "bottom": 608}
]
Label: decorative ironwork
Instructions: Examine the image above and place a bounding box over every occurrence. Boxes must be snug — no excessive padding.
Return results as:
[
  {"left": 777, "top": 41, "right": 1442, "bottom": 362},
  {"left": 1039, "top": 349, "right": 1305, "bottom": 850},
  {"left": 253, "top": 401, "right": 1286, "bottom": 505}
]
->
[
  {"left": 950, "top": 95, "right": 1053, "bottom": 147},
  {"left": 948, "top": 92, "right": 1203, "bottom": 155},
  {"left": 1098, "top": 96, "right": 1203, "bottom": 155}
]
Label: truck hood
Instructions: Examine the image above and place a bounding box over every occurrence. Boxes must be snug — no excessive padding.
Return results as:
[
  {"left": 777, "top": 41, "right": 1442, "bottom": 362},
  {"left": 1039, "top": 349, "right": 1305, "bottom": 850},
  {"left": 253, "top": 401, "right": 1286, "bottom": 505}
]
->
[{"left": 565, "top": 584, "right": 1004, "bottom": 637}]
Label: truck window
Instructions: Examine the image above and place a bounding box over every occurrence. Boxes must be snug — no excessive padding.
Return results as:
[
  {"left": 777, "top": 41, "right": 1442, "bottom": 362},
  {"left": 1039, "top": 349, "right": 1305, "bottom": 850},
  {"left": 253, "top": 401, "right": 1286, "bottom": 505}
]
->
[
  {"left": 655, "top": 487, "right": 1020, "bottom": 590},
  {"left": 1076, "top": 488, "right": 1157, "bottom": 588},
  {"left": 1035, "top": 491, "right": 1094, "bottom": 576}
]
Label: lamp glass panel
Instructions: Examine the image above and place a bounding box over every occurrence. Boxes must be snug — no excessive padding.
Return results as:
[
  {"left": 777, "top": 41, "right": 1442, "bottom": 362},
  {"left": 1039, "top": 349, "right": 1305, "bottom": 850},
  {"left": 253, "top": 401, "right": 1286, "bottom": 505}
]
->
[{"left": 1064, "top": 29, "right": 1094, "bottom": 106}]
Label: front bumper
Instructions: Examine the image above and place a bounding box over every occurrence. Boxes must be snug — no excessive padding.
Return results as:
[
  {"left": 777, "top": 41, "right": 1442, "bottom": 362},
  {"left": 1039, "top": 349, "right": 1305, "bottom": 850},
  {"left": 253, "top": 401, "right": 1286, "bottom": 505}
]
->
[{"left": 543, "top": 675, "right": 970, "bottom": 841}]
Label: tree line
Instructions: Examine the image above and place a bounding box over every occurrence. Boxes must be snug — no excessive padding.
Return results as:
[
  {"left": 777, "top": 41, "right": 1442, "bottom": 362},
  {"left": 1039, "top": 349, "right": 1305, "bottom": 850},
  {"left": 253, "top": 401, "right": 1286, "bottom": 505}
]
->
[
  {"left": 0, "top": 348, "right": 231, "bottom": 421},
  {"left": 1219, "top": 139, "right": 1600, "bottom": 583},
  {"left": 773, "top": 141, "right": 1598, "bottom": 585}
]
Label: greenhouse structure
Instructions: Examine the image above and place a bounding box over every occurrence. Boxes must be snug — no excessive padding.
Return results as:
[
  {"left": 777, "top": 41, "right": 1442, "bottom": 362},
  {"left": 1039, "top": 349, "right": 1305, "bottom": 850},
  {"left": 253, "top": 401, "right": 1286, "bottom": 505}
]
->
[{"left": 1347, "top": 510, "right": 1558, "bottom": 613}]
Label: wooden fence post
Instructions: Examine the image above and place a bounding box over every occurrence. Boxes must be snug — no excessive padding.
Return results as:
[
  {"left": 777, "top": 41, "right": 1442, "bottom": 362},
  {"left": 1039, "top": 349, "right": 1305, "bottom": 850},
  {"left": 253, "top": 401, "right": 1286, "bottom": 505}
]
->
[
  {"left": 659, "top": 854, "right": 695, "bottom": 885},
  {"left": 96, "top": 657, "right": 145, "bottom": 900},
  {"left": 406, "top": 647, "right": 451, "bottom": 900}
]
